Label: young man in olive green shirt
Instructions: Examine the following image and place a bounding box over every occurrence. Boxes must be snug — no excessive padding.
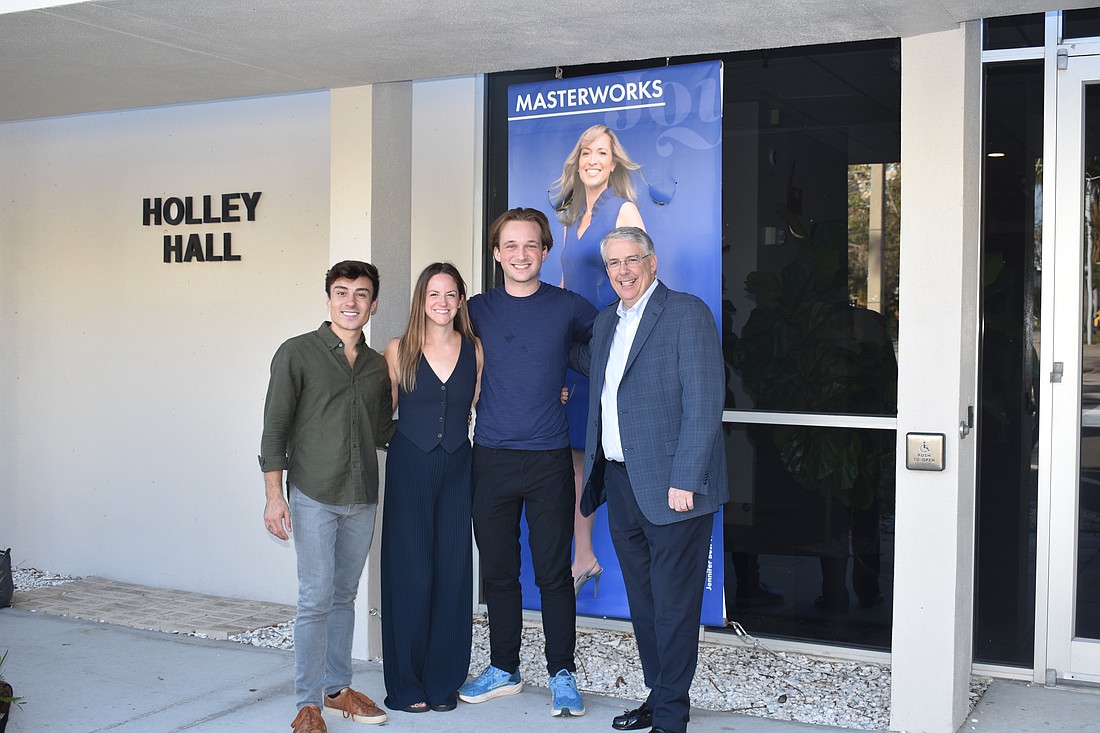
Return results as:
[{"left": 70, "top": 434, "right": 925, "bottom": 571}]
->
[{"left": 259, "top": 260, "right": 395, "bottom": 733}]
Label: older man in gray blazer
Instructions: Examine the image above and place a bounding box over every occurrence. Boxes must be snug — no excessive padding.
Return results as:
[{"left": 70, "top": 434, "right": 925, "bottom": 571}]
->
[{"left": 573, "top": 226, "right": 728, "bottom": 733}]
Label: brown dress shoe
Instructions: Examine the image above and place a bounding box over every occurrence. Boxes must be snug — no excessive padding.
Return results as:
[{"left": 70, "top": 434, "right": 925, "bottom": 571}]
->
[
  {"left": 323, "top": 687, "right": 388, "bottom": 725},
  {"left": 291, "top": 705, "right": 327, "bottom": 733}
]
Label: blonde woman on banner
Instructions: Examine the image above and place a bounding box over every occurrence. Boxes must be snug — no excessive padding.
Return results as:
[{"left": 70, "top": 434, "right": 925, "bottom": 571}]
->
[{"left": 551, "top": 124, "right": 645, "bottom": 597}]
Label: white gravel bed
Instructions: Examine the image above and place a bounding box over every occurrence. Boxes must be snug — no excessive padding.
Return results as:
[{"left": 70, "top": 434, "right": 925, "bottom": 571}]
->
[
  {"left": 470, "top": 616, "right": 893, "bottom": 727},
  {"left": 10, "top": 566, "right": 80, "bottom": 590},
  {"left": 466, "top": 615, "right": 990, "bottom": 731},
  {"left": 230, "top": 620, "right": 296, "bottom": 650}
]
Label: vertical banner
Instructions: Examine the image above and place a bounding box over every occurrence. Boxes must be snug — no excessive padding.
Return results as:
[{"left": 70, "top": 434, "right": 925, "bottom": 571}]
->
[{"left": 507, "top": 61, "right": 725, "bottom": 626}]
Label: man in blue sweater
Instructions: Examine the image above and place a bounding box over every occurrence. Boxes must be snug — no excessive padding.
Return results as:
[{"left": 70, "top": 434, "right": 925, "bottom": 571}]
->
[{"left": 458, "top": 208, "right": 597, "bottom": 717}]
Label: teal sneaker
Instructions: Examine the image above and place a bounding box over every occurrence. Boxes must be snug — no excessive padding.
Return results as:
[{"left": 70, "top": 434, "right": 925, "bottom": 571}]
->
[
  {"left": 457, "top": 665, "right": 523, "bottom": 704},
  {"left": 549, "top": 669, "right": 585, "bottom": 717}
]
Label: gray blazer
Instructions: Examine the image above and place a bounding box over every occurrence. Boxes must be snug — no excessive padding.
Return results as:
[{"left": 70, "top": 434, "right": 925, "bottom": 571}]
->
[{"left": 576, "top": 281, "right": 729, "bottom": 525}]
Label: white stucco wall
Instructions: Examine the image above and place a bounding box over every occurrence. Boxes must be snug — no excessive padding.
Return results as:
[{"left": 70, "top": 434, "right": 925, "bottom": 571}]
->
[
  {"left": 0, "top": 75, "right": 487, "bottom": 651},
  {"left": 0, "top": 91, "right": 332, "bottom": 604}
]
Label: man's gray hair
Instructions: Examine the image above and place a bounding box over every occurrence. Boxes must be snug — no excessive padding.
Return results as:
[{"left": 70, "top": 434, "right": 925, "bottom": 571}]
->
[{"left": 599, "top": 226, "right": 656, "bottom": 261}]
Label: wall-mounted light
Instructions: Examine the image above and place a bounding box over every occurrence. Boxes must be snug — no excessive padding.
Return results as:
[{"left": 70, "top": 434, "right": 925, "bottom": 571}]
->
[{"left": 987, "top": 151, "right": 1006, "bottom": 158}]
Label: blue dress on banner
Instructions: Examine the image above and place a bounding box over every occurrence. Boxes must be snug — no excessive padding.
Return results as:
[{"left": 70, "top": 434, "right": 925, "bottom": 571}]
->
[
  {"left": 560, "top": 188, "right": 630, "bottom": 449},
  {"left": 381, "top": 340, "right": 476, "bottom": 710}
]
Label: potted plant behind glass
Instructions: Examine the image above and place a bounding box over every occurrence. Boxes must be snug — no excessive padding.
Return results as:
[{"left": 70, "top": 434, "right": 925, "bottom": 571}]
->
[{"left": 732, "top": 209, "right": 897, "bottom": 612}]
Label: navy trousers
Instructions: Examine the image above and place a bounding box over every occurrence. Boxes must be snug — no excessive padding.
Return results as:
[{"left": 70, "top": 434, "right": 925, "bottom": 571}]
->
[
  {"left": 380, "top": 434, "right": 472, "bottom": 709},
  {"left": 604, "top": 460, "right": 712, "bottom": 733}
]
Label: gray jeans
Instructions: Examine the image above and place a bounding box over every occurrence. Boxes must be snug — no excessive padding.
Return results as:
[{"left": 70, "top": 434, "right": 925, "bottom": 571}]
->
[{"left": 288, "top": 485, "right": 376, "bottom": 710}]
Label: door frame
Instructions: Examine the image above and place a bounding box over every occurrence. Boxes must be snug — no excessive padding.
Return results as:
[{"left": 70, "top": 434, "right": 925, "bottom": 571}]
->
[{"left": 1038, "top": 34, "right": 1100, "bottom": 685}]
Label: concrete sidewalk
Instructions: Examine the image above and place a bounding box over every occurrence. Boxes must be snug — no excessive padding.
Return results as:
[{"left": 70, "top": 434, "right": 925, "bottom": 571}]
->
[
  {"left": 0, "top": 608, "right": 846, "bottom": 733},
  {"left": 1, "top": 608, "right": 1099, "bottom": 733}
]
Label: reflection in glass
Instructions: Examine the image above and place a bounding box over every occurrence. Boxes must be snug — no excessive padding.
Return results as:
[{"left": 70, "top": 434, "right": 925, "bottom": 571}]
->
[
  {"left": 1077, "top": 84, "right": 1100, "bottom": 641},
  {"left": 730, "top": 214, "right": 899, "bottom": 417},
  {"left": 720, "top": 41, "right": 901, "bottom": 416},
  {"left": 721, "top": 48, "right": 902, "bottom": 413},
  {"left": 722, "top": 424, "right": 895, "bottom": 649},
  {"left": 977, "top": 61, "right": 1042, "bottom": 666},
  {"left": 716, "top": 40, "right": 900, "bottom": 651},
  {"left": 848, "top": 164, "right": 901, "bottom": 343}
]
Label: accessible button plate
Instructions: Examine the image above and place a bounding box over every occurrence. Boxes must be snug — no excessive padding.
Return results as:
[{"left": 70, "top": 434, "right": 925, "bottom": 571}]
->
[{"left": 905, "top": 432, "right": 945, "bottom": 471}]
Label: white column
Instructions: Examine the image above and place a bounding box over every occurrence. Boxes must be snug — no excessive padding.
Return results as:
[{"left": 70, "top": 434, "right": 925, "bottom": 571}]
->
[
  {"left": 331, "top": 86, "right": 373, "bottom": 270},
  {"left": 332, "top": 81, "right": 417, "bottom": 662},
  {"left": 330, "top": 84, "right": 385, "bottom": 662},
  {"left": 411, "top": 75, "right": 485, "bottom": 288},
  {"left": 890, "top": 22, "right": 982, "bottom": 733},
  {"left": 368, "top": 81, "right": 414, "bottom": 348},
  {"left": 336, "top": 77, "right": 486, "bottom": 661}
]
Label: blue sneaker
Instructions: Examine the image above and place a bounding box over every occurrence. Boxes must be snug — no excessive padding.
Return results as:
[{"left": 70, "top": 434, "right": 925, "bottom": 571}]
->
[
  {"left": 457, "top": 665, "right": 522, "bottom": 703},
  {"left": 548, "top": 669, "right": 585, "bottom": 717}
]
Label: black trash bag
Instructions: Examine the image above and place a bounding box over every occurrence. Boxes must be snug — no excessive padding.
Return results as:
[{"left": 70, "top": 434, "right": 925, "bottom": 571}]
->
[{"left": 0, "top": 549, "right": 13, "bottom": 608}]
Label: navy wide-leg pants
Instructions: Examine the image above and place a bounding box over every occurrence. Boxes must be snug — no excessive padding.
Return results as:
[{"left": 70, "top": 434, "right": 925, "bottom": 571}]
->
[{"left": 381, "top": 433, "right": 472, "bottom": 710}]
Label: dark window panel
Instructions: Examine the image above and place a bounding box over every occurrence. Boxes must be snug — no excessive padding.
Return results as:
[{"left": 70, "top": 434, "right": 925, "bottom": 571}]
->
[
  {"left": 1064, "top": 8, "right": 1100, "bottom": 41},
  {"left": 976, "top": 61, "right": 1042, "bottom": 668},
  {"left": 722, "top": 423, "right": 895, "bottom": 648},
  {"left": 984, "top": 14, "right": 1045, "bottom": 50}
]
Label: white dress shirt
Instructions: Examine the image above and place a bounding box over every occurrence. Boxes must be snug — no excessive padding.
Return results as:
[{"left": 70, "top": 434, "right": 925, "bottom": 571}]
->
[{"left": 601, "top": 278, "right": 660, "bottom": 462}]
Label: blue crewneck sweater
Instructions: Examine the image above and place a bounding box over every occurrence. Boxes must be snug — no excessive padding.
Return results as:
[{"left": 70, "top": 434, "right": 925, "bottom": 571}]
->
[{"left": 469, "top": 281, "right": 596, "bottom": 450}]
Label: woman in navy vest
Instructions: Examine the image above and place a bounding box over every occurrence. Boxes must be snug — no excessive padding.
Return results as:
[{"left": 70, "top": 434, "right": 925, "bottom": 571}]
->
[{"left": 380, "top": 263, "right": 482, "bottom": 713}]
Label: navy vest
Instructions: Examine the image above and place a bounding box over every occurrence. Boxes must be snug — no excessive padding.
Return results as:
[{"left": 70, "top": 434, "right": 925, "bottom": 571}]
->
[{"left": 395, "top": 339, "right": 476, "bottom": 453}]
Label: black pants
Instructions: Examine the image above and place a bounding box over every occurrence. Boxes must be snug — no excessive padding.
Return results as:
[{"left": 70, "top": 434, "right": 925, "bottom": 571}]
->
[
  {"left": 605, "top": 460, "right": 711, "bottom": 733},
  {"left": 471, "top": 444, "right": 576, "bottom": 676}
]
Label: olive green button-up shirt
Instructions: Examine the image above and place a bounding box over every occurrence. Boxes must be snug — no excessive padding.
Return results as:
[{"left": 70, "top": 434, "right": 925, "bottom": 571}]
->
[{"left": 259, "top": 322, "right": 395, "bottom": 506}]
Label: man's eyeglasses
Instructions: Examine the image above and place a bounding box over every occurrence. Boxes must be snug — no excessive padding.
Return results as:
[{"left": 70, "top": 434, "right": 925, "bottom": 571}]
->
[{"left": 604, "top": 253, "right": 652, "bottom": 271}]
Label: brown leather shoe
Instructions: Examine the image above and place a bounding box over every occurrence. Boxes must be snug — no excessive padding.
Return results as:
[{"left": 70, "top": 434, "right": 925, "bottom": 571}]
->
[
  {"left": 291, "top": 705, "right": 327, "bottom": 733},
  {"left": 323, "top": 687, "right": 388, "bottom": 725}
]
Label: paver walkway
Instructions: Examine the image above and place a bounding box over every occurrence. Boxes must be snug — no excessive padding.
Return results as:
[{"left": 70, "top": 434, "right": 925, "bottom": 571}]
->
[{"left": 12, "top": 576, "right": 294, "bottom": 639}]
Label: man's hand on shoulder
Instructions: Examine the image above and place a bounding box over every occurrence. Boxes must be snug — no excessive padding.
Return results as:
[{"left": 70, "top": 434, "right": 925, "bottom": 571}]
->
[{"left": 668, "top": 487, "right": 694, "bottom": 513}]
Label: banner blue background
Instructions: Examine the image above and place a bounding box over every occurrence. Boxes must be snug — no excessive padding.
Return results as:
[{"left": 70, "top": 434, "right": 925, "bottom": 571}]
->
[{"left": 506, "top": 61, "right": 726, "bottom": 626}]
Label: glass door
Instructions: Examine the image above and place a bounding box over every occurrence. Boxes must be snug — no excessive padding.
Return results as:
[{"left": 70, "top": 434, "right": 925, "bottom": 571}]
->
[{"left": 1046, "top": 48, "right": 1100, "bottom": 682}]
